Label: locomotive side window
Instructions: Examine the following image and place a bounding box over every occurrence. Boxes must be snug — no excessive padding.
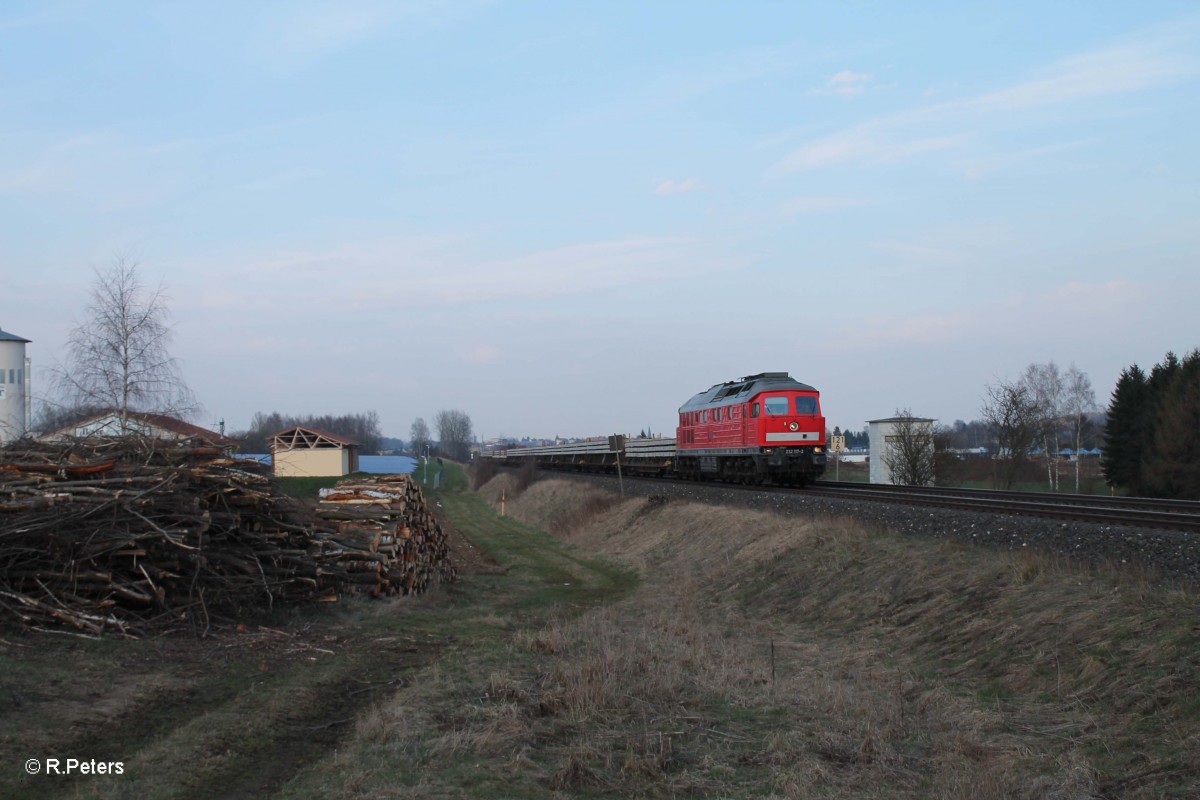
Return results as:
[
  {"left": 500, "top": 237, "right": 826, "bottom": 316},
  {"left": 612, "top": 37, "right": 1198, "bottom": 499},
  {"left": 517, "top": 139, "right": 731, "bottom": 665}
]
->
[
  {"left": 764, "top": 397, "right": 788, "bottom": 415},
  {"left": 795, "top": 396, "right": 818, "bottom": 415},
  {"left": 751, "top": 403, "right": 760, "bottom": 418}
]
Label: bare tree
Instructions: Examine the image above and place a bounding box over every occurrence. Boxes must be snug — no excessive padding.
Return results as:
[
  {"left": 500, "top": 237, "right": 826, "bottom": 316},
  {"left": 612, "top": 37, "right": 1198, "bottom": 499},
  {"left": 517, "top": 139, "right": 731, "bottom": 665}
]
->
[
  {"left": 933, "top": 423, "right": 965, "bottom": 486},
  {"left": 981, "top": 379, "right": 1042, "bottom": 489},
  {"left": 434, "top": 409, "right": 473, "bottom": 461},
  {"left": 1062, "top": 364, "right": 1097, "bottom": 493},
  {"left": 55, "top": 258, "right": 196, "bottom": 430},
  {"left": 409, "top": 417, "right": 432, "bottom": 457},
  {"left": 881, "top": 409, "right": 936, "bottom": 485},
  {"left": 1021, "top": 362, "right": 1064, "bottom": 491}
]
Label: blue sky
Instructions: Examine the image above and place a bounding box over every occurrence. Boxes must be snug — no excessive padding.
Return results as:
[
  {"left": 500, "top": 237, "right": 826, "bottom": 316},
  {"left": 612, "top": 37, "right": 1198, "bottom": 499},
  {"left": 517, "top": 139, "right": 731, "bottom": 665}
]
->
[{"left": 2, "top": 1, "right": 1197, "bottom": 441}]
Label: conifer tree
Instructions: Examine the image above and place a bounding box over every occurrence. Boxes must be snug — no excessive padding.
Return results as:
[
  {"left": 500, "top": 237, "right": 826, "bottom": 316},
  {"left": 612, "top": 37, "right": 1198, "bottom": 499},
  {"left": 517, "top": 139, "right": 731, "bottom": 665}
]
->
[
  {"left": 1144, "top": 350, "right": 1200, "bottom": 499},
  {"left": 1102, "top": 364, "right": 1148, "bottom": 492}
]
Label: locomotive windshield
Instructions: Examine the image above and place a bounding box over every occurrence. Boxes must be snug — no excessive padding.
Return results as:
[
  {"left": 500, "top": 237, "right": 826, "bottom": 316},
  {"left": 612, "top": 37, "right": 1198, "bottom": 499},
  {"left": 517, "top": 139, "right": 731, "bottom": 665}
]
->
[
  {"left": 795, "top": 396, "right": 818, "bottom": 415},
  {"left": 764, "top": 397, "right": 789, "bottom": 415}
]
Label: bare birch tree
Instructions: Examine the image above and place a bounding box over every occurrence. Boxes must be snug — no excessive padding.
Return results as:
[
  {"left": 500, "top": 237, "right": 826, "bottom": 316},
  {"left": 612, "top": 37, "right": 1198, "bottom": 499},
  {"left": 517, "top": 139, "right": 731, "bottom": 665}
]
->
[
  {"left": 55, "top": 257, "right": 196, "bottom": 430},
  {"left": 1062, "top": 364, "right": 1097, "bottom": 492},
  {"left": 1021, "top": 362, "right": 1064, "bottom": 491}
]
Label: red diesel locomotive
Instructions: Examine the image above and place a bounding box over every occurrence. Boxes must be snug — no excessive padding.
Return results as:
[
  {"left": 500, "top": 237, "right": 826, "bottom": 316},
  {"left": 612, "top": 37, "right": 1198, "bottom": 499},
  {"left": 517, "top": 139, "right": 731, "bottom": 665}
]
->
[
  {"left": 482, "top": 371, "right": 827, "bottom": 487},
  {"left": 675, "top": 372, "right": 826, "bottom": 486}
]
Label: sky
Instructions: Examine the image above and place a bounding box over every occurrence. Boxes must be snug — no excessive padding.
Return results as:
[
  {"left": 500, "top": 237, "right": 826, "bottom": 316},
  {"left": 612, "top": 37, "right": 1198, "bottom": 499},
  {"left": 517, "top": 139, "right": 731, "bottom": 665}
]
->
[{"left": 1, "top": 1, "right": 1197, "bottom": 442}]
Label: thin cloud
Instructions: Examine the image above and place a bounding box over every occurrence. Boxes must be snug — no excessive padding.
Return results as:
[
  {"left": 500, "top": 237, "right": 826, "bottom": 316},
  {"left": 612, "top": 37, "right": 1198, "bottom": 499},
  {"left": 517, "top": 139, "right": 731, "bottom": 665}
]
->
[
  {"left": 962, "top": 139, "right": 1091, "bottom": 180},
  {"left": 246, "top": 0, "right": 488, "bottom": 69},
  {"left": 654, "top": 178, "right": 708, "bottom": 195},
  {"left": 968, "top": 41, "right": 1195, "bottom": 112},
  {"left": 178, "top": 234, "right": 728, "bottom": 313},
  {"left": 780, "top": 196, "right": 866, "bottom": 215},
  {"left": 811, "top": 70, "right": 873, "bottom": 96},
  {"left": 773, "top": 23, "right": 1197, "bottom": 175},
  {"left": 461, "top": 345, "right": 505, "bottom": 364},
  {"left": 772, "top": 131, "right": 963, "bottom": 173},
  {"left": 822, "top": 280, "right": 1144, "bottom": 355}
]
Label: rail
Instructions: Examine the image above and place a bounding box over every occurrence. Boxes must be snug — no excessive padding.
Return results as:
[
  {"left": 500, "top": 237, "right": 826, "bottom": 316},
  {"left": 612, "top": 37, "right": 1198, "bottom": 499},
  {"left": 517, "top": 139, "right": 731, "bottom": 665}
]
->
[{"left": 808, "top": 481, "right": 1200, "bottom": 533}]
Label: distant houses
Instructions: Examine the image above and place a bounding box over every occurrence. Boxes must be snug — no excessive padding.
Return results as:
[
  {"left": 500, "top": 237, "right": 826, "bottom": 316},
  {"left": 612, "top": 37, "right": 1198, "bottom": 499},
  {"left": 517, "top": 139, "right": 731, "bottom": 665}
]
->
[{"left": 40, "top": 410, "right": 232, "bottom": 450}]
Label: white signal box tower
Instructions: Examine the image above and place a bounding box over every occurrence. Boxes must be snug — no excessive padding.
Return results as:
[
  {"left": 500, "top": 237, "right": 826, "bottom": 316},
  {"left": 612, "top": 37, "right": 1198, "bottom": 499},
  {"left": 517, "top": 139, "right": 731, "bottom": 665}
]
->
[{"left": 0, "top": 328, "right": 31, "bottom": 444}]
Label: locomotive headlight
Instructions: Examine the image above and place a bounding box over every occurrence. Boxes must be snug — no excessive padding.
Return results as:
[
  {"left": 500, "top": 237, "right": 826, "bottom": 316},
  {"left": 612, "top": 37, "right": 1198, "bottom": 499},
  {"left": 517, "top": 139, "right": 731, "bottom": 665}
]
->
[
  {"left": 814, "top": 447, "right": 823, "bottom": 454},
  {"left": 788, "top": 421, "right": 799, "bottom": 431}
]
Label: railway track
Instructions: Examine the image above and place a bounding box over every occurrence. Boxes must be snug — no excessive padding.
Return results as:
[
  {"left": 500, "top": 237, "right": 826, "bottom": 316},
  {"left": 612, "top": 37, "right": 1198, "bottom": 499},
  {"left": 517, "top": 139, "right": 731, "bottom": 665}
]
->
[
  {"left": 498, "top": 460, "right": 1200, "bottom": 533},
  {"left": 808, "top": 480, "right": 1200, "bottom": 533}
]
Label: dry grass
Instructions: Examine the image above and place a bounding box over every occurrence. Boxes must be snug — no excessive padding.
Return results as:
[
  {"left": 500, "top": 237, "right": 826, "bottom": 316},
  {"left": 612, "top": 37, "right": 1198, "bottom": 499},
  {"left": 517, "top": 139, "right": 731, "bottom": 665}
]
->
[
  {"left": 458, "top": 476, "right": 1200, "bottom": 798},
  {"left": 259, "top": 473, "right": 1199, "bottom": 798}
]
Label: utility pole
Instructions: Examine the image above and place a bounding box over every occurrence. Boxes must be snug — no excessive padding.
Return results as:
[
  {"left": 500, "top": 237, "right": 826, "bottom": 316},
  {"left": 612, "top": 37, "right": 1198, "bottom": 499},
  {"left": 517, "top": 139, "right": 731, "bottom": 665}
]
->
[{"left": 609, "top": 434, "right": 626, "bottom": 497}]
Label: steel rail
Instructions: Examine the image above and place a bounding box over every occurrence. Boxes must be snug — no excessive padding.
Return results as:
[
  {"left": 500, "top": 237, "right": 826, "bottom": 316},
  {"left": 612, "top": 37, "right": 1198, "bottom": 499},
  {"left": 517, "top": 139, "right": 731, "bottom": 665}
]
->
[{"left": 808, "top": 481, "right": 1200, "bottom": 533}]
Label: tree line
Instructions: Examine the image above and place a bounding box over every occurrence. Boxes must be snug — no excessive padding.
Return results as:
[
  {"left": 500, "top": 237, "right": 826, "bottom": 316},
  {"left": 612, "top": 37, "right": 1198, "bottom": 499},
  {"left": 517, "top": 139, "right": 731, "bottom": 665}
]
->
[
  {"left": 1103, "top": 350, "right": 1200, "bottom": 499},
  {"left": 873, "top": 354, "right": 1199, "bottom": 500},
  {"left": 234, "top": 411, "right": 384, "bottom": 455}
]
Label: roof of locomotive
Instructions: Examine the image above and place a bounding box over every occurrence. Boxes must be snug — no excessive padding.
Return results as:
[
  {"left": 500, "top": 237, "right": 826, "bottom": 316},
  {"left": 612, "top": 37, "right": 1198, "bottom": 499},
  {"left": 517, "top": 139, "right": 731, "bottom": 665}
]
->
[{"left": 678, "top": 372, "right": 817, "bottom": 412}]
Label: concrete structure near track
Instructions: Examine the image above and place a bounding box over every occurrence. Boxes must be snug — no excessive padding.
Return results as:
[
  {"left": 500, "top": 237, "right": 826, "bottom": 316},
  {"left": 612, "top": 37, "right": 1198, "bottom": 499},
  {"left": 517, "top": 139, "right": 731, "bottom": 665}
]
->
[
  {"left": 271, "top": 426, "right": 360, "bottom": 477},
  {"left": 867, "top": 416, "right": 936, "bottom": 485}
]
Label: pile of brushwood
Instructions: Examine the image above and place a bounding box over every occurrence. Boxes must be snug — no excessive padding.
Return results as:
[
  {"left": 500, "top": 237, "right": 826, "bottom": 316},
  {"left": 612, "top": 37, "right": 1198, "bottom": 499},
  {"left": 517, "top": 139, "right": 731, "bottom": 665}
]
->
[{"left": 0, "top": 438, "right": 455, "bottom": 637}]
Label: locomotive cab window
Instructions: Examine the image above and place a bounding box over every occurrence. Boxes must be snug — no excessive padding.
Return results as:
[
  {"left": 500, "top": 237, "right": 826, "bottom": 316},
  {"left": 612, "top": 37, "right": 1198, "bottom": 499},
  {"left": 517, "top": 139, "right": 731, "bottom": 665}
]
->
[
  {"left": 764, "top": 397, "right": 788, "bottom": 415},
  {"left": 795, "top": 396, "right": 818, "bottom": 415}
]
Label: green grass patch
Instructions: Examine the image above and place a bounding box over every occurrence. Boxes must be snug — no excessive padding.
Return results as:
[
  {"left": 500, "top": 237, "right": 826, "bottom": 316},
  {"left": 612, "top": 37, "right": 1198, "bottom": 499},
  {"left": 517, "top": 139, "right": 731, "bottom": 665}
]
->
[{"left": 274, "top": 474, "right": 353, "bottom": 498}]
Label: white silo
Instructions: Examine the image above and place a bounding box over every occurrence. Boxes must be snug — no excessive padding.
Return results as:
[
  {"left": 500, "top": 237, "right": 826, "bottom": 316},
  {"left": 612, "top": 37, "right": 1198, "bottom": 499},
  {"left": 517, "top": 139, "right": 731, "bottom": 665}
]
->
[{"left": 0, "top": 328, "right": 31, "bottom": 444}]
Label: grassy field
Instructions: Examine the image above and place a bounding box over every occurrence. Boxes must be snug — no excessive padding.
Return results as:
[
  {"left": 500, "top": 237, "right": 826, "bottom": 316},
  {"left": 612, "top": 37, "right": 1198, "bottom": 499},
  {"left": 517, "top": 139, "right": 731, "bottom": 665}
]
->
[
  {"left": 3, "top": 462, "right": 1197, "bottom": 798},
  {"left": 0, "top": 463, "right": 639, "bottom": 799},
  {"left": 831, "top": 456, "right": 1116, "bottom": 494}
]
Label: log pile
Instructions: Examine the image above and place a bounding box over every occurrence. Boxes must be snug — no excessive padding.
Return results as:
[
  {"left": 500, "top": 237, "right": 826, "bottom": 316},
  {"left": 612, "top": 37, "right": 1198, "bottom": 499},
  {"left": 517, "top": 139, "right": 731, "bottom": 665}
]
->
[
  {"left": 0, "top": 439, "right": 455, "bottom": 637},
  {"left": 315, "top": 475, "right": 456, "bottom": 597}
]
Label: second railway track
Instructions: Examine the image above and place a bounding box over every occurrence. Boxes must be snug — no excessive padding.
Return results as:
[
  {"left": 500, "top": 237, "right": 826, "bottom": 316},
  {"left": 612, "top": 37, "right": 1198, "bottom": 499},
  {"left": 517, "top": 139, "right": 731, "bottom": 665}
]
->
[{"left": 807, "top": 481, "right": 1200, "bottom": 533}]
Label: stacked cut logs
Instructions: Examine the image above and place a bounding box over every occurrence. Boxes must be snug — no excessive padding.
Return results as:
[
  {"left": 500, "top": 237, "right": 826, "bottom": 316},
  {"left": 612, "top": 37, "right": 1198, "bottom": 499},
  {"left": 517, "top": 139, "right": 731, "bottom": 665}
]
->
[
  {"left": 0, "top": 439, "right": 455, "bottom": 636},
  {"left": 314, "top": 475, "right": 456, "bottom": 598}
]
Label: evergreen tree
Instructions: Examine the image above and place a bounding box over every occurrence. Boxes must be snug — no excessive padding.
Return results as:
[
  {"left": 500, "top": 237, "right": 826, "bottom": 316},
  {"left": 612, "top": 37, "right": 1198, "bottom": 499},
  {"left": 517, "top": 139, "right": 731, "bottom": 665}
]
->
[
  {"left": 1102, "top": 364, "right": 1148, "bottom": 491},
  {"left": 1143, "top": 350, "right": 1200, "bottom": 499}
]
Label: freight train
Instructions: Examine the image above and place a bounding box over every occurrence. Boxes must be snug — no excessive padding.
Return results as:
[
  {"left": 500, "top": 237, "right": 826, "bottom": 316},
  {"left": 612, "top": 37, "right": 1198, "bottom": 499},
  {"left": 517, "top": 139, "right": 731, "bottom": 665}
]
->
[{"left": 483, "top": 372, "right": 827, "bottom": 486}]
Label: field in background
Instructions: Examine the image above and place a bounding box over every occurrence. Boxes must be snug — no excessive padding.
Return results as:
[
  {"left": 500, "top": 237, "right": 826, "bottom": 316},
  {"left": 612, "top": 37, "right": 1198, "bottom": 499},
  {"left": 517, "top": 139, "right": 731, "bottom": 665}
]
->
[
  {"left": 829, "top": 455, "right": 1113, "bottom": 494},
  {"left": 3, "top": 462, "right": 1197, "bottom": 798}
]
